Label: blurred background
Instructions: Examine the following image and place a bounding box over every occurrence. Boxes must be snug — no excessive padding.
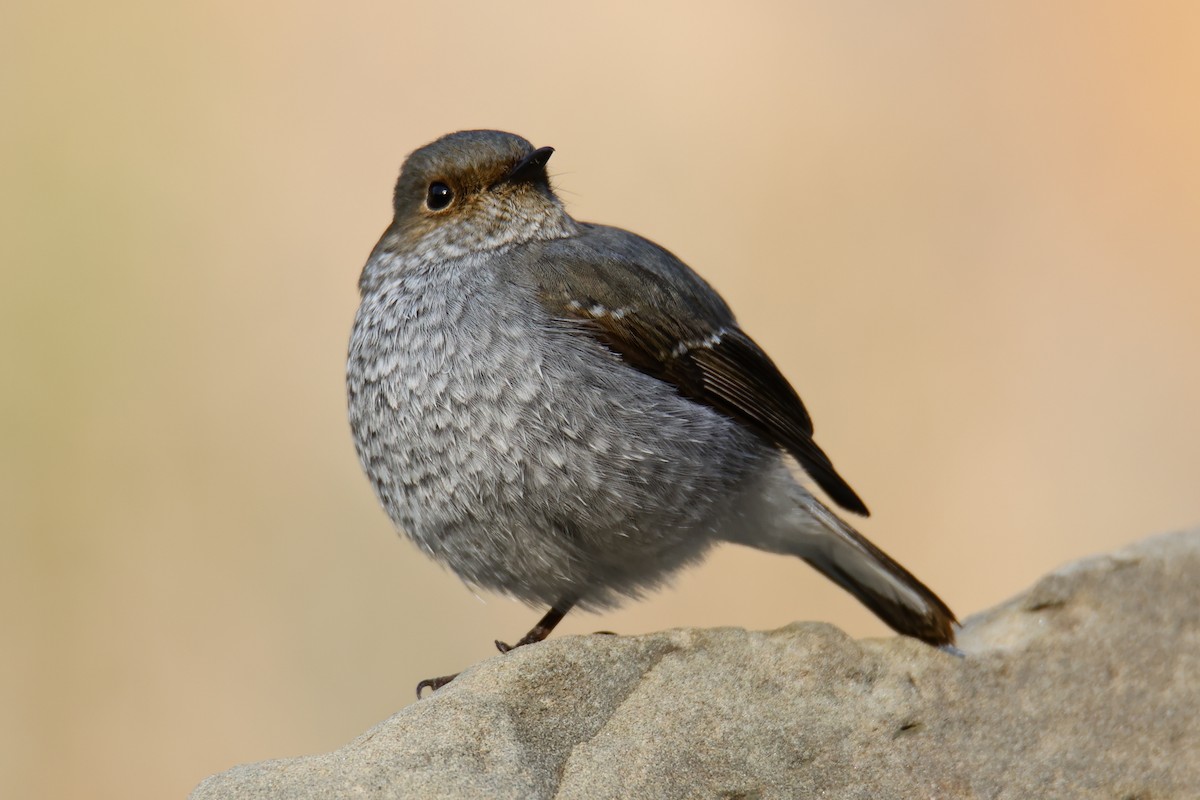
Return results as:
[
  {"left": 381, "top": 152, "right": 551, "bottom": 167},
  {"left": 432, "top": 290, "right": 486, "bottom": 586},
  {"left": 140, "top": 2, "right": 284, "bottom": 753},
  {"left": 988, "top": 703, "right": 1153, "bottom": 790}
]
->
[{"left": 3, "top": 2, "right": 1198, "bottom": 797}]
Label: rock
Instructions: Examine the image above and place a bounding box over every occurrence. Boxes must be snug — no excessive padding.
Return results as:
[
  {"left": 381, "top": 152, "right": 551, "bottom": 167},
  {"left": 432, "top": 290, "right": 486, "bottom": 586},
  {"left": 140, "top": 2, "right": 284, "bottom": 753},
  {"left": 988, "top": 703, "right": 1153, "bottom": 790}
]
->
[{"left": 192, "top": 530, "right": 1200, "bottom": 799}]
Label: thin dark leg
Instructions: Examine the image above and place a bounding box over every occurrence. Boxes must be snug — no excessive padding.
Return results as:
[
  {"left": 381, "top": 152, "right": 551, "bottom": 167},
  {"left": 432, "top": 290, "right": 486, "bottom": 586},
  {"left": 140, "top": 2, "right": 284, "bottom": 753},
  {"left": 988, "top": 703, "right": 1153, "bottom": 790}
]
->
[
  {"left": 416, "top": 598, "right": 577, "bottom": 698},
  {"left": 495, "top": 600, "right": 575, "bottom": 653}
]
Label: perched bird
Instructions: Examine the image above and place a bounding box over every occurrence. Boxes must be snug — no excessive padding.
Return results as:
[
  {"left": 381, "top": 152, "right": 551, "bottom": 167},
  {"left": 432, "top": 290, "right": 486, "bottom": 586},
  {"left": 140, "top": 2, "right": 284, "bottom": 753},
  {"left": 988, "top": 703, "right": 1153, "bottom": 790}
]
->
[{"left": 346, "top": 130, "right": 956, "bottom": 694}]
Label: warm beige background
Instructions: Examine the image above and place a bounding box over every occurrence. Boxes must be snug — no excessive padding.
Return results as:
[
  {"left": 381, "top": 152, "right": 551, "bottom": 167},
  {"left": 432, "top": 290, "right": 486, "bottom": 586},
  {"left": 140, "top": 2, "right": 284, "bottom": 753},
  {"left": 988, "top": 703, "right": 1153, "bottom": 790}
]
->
[{"left": 3, "top": 2, "right": 1198, "bottom": 798}]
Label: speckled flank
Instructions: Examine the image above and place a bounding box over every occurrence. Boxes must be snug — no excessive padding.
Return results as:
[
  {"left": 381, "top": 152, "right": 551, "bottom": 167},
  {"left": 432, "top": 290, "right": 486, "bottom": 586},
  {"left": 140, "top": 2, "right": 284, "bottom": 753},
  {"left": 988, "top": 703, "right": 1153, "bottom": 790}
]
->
[{"left": 348, "top": 246, "right": 768, "bottom": 610}]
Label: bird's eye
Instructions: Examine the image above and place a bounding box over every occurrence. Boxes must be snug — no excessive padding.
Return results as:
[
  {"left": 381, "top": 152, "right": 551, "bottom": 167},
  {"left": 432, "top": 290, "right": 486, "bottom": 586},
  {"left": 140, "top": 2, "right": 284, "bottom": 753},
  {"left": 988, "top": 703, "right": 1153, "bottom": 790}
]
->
[{"left": 425, "top": 182, "right": 454, "bottom": 211}]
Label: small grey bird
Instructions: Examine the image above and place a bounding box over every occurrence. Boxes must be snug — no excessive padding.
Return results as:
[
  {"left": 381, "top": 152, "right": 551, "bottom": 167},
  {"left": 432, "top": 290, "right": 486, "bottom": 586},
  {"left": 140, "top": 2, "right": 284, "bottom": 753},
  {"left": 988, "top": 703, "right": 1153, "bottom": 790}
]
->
[{"left": 347, "top": 130, "right": 956, "bottom": 693}]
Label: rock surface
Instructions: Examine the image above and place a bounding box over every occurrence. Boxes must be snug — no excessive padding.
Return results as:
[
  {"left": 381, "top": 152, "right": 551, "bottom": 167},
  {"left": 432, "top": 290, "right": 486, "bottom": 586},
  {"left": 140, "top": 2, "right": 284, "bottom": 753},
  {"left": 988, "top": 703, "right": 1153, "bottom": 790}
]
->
[{"left": 192, "top": 530, "right": 1200, "bottom": 799}]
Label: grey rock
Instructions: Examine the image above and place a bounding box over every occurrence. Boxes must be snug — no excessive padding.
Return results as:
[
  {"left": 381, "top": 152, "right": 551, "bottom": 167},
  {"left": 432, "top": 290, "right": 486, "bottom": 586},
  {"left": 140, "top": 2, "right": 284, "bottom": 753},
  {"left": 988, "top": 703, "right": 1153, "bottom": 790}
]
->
[{"left": 192, "top": 530, "right": 1200, "bottom": 799}]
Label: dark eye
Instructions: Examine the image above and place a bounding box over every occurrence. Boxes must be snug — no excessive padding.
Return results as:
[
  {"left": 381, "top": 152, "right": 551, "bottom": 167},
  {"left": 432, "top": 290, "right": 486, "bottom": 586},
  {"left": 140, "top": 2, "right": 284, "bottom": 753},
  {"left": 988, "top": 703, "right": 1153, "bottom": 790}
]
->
[{"left": 425, "top": 182, "right": 454, "bottom": 211}]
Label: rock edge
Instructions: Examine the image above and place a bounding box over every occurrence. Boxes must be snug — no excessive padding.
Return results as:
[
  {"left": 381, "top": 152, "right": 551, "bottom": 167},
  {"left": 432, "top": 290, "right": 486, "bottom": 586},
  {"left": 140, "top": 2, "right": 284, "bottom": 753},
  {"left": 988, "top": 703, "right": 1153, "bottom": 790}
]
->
[{"left": 192, "top": 530, "right": 1200, "bottom": 799}]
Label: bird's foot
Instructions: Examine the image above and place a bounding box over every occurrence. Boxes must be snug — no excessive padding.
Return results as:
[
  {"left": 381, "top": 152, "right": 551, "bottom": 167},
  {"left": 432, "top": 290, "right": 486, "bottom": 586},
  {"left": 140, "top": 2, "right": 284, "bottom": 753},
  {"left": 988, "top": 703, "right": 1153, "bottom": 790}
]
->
[
  {"left": 415, "top": 672, "right": 459, "bottom": 698},
  {"left": 418, "top": 600, "right": 577, "bottom": 699}
]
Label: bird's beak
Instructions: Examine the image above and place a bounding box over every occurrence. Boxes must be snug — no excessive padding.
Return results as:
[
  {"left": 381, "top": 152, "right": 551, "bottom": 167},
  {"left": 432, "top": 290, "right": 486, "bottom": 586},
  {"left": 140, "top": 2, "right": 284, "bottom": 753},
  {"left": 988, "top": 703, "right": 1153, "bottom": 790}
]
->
[{"left": 500, "top": 146, "right": 554, "bottom": 185}]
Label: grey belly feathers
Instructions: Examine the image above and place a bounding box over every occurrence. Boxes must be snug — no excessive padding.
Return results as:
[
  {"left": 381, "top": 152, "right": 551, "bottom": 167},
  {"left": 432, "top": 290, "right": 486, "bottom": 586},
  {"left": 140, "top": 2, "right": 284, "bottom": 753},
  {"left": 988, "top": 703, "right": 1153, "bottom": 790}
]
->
[{"left": 347, "top": 245, "right": 771, "bottom": 610}]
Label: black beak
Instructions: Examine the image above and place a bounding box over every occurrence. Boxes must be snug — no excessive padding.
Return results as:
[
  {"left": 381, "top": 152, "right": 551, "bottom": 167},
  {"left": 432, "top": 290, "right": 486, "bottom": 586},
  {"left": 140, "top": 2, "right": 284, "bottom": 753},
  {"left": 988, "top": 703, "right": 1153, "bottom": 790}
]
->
[{"left": 501, "top": 146, "right": 554, "bottom": 185}]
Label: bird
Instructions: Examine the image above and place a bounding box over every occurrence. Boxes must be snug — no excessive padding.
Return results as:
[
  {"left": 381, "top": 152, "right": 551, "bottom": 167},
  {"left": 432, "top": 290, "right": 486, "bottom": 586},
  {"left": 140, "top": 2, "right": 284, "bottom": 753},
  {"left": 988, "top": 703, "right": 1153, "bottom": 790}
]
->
[{"left": 346, "top": 130, "right": 956, "bottom": 695}]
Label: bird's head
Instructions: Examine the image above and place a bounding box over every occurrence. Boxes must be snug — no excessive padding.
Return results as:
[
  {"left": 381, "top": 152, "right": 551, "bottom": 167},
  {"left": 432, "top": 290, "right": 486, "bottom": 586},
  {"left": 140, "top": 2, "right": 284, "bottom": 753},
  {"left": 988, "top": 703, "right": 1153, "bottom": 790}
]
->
[{"left": 383, "top": 130, "right": 574, "bottom": 260}]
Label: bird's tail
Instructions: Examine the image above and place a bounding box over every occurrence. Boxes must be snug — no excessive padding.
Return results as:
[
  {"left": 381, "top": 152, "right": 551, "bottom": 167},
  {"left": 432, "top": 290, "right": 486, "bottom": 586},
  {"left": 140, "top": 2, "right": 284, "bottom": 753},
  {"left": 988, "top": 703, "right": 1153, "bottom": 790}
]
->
[
  {"left": 795, "top": 493, "right": 957, "bottom": 645},
  {"left": 727, "top": 470, "right": 957, "bottom": 646}
]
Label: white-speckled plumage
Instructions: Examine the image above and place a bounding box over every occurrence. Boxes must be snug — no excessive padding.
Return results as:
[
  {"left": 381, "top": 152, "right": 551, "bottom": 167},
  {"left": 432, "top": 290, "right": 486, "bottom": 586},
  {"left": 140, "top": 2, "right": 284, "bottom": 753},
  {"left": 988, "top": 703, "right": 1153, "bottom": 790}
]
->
[
  {"left": 347, "top": 130, "right": 956, "bottom": 645},
  {"left": 349, "top": 245, "right": 770, "bottom": 609}
]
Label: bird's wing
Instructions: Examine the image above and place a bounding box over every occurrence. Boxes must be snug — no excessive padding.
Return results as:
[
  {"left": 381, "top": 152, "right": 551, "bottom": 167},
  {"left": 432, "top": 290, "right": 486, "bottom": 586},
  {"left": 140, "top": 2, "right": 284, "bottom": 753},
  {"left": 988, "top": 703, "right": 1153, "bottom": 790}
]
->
[{"left": 519, "top": 224, "right": 869, "bottom": 517}]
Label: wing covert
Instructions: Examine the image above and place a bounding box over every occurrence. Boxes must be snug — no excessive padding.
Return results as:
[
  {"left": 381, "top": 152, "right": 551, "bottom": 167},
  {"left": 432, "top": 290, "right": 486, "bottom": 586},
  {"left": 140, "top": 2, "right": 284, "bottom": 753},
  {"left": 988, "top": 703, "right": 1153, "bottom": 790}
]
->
[{"left": 523, "top": 226, "right": 870, "bottom": 516}]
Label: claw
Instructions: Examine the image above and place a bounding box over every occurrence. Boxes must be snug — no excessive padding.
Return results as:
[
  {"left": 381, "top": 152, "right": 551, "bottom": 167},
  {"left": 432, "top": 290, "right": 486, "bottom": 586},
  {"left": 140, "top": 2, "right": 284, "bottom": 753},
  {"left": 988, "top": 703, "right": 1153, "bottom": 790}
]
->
[
  {"left": 418, "top": 600, "right": 576, "bottom": 698},
  {"left": 416, "top": 673, "right": 458, "bottom": 698}
]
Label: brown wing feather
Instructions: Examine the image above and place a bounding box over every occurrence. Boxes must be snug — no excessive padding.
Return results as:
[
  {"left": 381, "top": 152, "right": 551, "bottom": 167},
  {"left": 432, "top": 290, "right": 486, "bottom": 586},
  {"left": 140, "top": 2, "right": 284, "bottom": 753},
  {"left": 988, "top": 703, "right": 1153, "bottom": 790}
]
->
[
  {"left": 688, "top": 330, "right": 869, "bottom": 516},
  {"left": 520, "top": 224, "right": 868, "bottom": 516},
  {"left": 543, "top": 292, "right": 869, "bottom": 517}
]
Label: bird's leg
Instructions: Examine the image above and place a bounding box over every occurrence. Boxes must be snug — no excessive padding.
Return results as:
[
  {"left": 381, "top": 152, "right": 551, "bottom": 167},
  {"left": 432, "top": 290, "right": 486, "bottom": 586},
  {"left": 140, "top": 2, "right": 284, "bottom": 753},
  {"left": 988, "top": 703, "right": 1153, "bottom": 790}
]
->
[
  {"left": 416, "top": 599, "right": 577, "bottom": 698},
  {"left": 494, "top": 599, "right": 576, "bottom": 653}
]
